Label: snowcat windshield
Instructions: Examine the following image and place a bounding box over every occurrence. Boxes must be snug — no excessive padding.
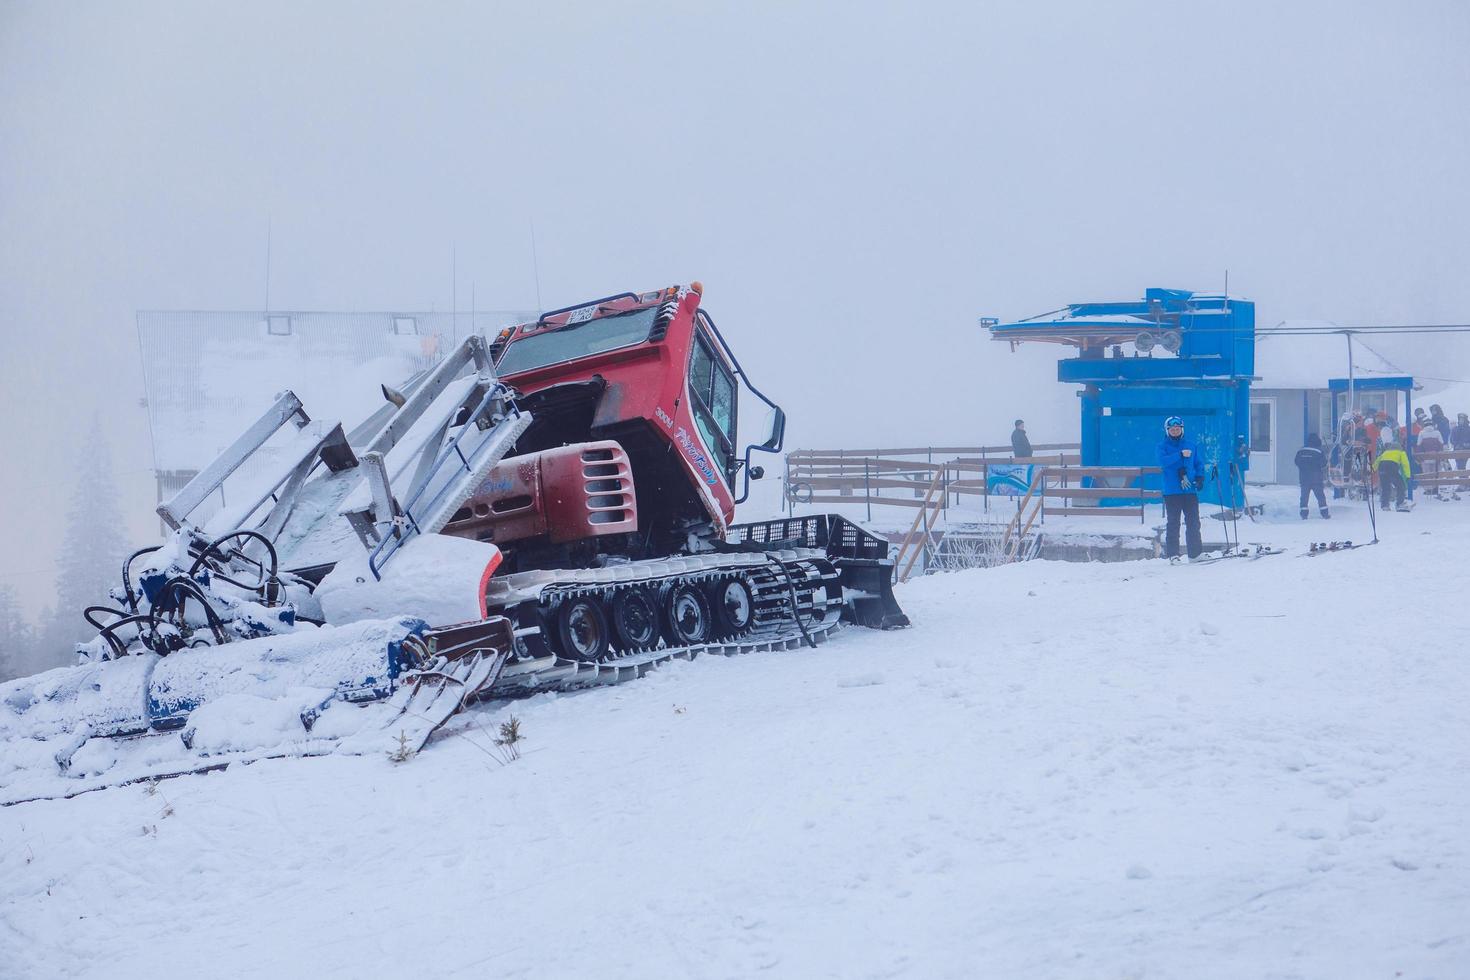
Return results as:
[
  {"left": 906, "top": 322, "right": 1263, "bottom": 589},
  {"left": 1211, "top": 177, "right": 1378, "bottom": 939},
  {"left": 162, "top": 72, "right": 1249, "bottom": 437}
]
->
[{"left": 496, "top": 307, "right": 658, "bottom": 376}]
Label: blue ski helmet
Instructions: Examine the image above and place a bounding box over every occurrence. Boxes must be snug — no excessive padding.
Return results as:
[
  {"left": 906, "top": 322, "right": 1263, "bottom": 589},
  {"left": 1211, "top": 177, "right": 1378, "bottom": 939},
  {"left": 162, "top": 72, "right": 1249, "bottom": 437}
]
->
[{"left": 1164, "top": 415, "right": 1185, "bottom": 432}]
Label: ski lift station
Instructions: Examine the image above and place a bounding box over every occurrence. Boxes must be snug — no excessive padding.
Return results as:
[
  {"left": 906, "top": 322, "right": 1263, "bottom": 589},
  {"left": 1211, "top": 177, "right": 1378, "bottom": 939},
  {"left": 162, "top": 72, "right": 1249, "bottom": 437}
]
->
[
  {"left": 988, "top": 288, "right": 1422, "bottom": 497},
  {"left": 988, "top": 288, "right": 1254, "bottom": 506}
]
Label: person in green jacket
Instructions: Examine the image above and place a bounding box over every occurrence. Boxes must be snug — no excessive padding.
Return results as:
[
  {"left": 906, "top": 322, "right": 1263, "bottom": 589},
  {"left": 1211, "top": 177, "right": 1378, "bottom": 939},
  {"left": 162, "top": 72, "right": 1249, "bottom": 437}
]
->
[{"left": 1377, "top": 441, "right": 1411, "bottom": 511}]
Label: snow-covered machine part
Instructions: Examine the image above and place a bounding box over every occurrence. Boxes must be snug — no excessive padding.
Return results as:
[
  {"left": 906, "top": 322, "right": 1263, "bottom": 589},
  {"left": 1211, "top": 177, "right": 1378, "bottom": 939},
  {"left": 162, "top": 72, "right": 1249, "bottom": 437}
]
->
[
  {"left": 0, "top": 616, "right": 460, "bottom": 804},
  {"left": 0, "top": 335, "right": 535, "bottom": 802},
  {"left": 316, "top": 534, "right": 501, "bottom": 626}
]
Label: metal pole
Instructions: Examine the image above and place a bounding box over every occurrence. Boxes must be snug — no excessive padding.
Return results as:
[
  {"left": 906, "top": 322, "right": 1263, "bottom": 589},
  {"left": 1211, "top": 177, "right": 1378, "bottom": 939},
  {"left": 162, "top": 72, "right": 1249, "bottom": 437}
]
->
[
  {"left": 263, "top": 216, "right": 272, "bottom": 312},
  {"left": 920, "top": 491, "right": 933, "bottom": 574},
  {"left": 981, "top": 446, "right": 989, "bottom": 514},
  {"left": 864, "top": 460, "right": 871, "bottom": 522},
  {"left": 781, "top": 452, "right": 789, "bottom": 514}
]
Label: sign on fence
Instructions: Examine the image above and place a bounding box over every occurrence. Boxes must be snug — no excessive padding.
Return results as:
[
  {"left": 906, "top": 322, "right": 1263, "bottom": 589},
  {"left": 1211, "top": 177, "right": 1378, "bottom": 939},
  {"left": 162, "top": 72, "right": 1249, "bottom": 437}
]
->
[{"left": 986, "top": 463, "right": 1035, "bottom": 496}]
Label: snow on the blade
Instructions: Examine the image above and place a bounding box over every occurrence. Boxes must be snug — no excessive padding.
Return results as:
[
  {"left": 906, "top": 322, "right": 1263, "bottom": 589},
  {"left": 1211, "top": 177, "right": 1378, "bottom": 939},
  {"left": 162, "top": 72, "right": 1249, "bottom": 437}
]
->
[
  {"left": 181, "top": 691, "right": 331, "bottom": 754},
  {"left": 0, "top": 617, "right": 424, "bottom": 804},
  {"left": 0, "top": 653, "right": 155, "bottom": 742},
  {"left": 315, "top": 534, "right": 499, "bottom": 626}
]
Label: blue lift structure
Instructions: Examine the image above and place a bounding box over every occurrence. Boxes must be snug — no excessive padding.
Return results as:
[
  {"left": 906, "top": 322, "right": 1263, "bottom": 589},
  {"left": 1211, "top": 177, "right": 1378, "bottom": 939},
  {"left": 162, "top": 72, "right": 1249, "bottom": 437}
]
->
[{"left": 988, "top": 288, "right": 1254, "bottom": 506}]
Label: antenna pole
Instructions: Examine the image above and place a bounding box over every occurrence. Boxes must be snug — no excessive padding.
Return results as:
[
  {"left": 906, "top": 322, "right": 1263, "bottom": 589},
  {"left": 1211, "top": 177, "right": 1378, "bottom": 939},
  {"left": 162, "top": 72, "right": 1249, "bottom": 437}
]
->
[
  {"left": 530, "top": 220, "right": 544, "bottom": 312},
  {"left": 264, "top": 216, "right": 272, "bottom": 312},
  {"left": 1346, "top": 331, "right": 1356, "bottom": 416}
]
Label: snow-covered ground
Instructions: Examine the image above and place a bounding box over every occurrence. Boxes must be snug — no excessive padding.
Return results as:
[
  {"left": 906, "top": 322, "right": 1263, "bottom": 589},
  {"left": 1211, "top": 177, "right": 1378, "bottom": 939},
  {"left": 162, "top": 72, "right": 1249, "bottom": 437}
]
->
[{"left": 4, "top": 496, "right": 1469, "bottom": 978}]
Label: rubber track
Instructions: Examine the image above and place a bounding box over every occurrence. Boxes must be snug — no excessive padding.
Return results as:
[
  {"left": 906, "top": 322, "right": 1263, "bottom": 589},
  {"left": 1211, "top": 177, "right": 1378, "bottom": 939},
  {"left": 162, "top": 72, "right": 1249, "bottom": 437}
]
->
[{"left": 483, "top": 551, "right": 846, "bottom": 696}]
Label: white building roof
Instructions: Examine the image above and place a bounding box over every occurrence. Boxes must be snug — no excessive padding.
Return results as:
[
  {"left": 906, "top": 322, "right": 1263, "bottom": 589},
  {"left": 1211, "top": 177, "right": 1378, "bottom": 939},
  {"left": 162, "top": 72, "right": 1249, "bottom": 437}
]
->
[{"left": 137, "top": 310, "right": 537, "bottom": 474}]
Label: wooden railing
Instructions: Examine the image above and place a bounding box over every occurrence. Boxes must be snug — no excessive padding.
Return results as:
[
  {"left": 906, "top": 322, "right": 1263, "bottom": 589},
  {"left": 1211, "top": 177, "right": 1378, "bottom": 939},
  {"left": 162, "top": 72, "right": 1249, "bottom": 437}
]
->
[
  {"left": 1002, "top": 469, "right": 1047, "bottom": 559},
  {"left": 784, "top": 445, "right": 1161, "bottom": 521},
  {"left": 893, "top": 471, "right": 948, "bottom": 582},
  {"left": 1411, "top": 451, "right": 1470, "bottom": 491}
]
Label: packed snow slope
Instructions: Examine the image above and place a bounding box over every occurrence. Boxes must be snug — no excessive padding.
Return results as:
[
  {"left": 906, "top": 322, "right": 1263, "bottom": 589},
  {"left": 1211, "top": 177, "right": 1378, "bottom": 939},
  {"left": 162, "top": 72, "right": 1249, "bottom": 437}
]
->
[{"left": 4, "top": 502, "right": 1469, "bottom": 979}]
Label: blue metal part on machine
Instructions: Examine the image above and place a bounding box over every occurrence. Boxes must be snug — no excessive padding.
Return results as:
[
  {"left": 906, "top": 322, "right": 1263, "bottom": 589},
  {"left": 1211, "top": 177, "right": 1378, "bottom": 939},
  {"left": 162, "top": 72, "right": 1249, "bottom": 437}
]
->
[
  {"left": 139, "top": 569, "right": 170, "bottom": 605},
  {"left": 385, "top": 621, "right": 430, "bottom": 680},
  {"left": 235, "top": 605, "right": 296, "bottom": 638}
]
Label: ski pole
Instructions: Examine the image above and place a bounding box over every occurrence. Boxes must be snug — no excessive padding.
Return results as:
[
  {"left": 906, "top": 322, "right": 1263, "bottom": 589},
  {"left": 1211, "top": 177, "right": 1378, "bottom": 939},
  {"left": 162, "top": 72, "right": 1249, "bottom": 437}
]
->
[
  {"left": 1360, "top": 448, "right": 1379, "bottom": 544},
  {"left": 1226, "top": 461, "right": 1243, "bottom": 541},
  {"left": 1210, "top": 464, "right": 1229, "bottom": 552}
]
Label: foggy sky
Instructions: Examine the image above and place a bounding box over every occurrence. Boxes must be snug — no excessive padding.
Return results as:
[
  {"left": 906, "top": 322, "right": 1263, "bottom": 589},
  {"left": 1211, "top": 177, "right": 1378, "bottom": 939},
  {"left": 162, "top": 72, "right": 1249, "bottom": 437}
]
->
[{"left": 2, "top": 0, "right": 1468, "bottom": 617}]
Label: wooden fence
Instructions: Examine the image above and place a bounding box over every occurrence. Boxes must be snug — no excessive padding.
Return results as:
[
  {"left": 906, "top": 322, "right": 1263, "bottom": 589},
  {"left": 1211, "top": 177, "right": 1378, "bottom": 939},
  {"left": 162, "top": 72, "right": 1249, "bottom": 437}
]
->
[
  {"left": 1412, "top": 450, "right": 1470, "bottom": 492},
  {"left": 784, "top": 446, "right": 1163, "bottom": 522}
]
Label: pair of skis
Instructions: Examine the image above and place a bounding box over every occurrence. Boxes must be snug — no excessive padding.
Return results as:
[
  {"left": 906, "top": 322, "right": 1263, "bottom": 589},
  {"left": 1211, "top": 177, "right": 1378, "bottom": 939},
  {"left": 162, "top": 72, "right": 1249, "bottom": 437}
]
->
[
  {"left": 1302, "top": 540, "right": 1374, "bottom": 557},
  {"left": 1171, "top": 543, "right": 1284, "bottom": 566}
]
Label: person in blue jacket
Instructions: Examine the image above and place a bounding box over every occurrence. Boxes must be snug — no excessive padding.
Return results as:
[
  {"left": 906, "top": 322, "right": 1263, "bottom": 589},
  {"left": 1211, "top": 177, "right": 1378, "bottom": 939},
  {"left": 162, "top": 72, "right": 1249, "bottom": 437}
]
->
[{"left": 1158, "top": 415, "right": 1205, "bottom": 560}]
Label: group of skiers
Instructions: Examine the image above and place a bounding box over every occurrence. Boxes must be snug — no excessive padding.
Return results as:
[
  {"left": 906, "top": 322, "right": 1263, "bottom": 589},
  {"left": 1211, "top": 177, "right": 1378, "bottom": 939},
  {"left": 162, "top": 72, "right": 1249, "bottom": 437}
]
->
[
  {"left": 1154, "top": 405, "right": 1470, "bottom": 563},
  {"left": 1299, "top": 403, "right": 1470, "bottom": 513},
  {"left": 1082, "top": 410, "right": 1468, "bottom": 563}
]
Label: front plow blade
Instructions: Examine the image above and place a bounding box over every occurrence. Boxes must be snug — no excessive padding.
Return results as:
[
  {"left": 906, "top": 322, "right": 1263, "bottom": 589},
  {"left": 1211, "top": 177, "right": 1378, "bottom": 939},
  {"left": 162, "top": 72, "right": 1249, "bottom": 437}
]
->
[{"left": 319, "top": 616, "right": 514, "bottom": 756}]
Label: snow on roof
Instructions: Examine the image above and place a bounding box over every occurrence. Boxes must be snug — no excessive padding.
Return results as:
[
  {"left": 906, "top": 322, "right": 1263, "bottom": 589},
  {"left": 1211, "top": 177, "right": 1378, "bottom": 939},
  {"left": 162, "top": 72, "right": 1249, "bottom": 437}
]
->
[
  {"left": 1035, "top": 313, "right": 1155, "bottom": 326},
  {"left": 1254, "top": 328, "right": 1404, "bottom": 390},
  {"left": 137, "top": 310, "right": 537, "bottom": 474}
]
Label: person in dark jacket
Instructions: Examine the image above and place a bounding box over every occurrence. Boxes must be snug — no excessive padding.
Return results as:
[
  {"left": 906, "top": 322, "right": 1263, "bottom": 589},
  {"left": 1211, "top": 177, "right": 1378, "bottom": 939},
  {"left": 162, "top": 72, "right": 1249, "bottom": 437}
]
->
[
  {"left": 1158, "top": 416, "right": 1205, "bottom": 560},
  {"left": 1430, "top": 404, "right": 1452, "bottom": 444},
  {"left": 1010, "top": 420, "right": 1032, "bottom": 459},
  {"left": 1452, "top": 413, "right": 1470, "bottom": 470},
  {"left": 1294, "top": 433, "right": 1330, "bottom": 519}
]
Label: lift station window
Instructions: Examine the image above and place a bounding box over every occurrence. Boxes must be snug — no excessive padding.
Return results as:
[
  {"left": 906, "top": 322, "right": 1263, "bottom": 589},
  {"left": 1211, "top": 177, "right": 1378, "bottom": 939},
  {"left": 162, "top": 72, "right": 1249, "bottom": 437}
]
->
[
  {"left": 393, "top": 316, "right": 417, "bottom": 336},
  {"left": 1249, "top": 401, "right": 1273, "bottom": 453},
  {"left": 266, "top": 315, "right": 292, "bottom": 336}
]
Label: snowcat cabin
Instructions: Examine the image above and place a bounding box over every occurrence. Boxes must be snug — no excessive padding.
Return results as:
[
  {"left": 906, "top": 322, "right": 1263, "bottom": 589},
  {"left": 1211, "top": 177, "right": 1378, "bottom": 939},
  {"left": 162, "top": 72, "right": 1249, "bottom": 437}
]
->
[{"left": 442, "top": 284, "right": 785, "bottom": 571}]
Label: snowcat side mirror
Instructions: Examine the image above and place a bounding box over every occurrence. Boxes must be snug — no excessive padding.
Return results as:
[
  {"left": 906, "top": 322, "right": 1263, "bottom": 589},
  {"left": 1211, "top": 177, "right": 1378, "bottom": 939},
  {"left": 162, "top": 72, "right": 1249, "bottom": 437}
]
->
[
  {"left": 750, "top": 465, "right": 765, "bottom": 480},
  {"left": 760, "top": 408, "right": 785, "bottom": 452}
]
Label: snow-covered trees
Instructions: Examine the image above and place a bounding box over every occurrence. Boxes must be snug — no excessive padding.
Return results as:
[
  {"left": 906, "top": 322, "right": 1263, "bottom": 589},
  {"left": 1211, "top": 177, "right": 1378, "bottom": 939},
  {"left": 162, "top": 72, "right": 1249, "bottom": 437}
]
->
[
  {"left": 0, "top": 585, "right": 33, "bottom": 682},
  {"left": 35, "top": 416, "right": 129, "bottom": 674}
]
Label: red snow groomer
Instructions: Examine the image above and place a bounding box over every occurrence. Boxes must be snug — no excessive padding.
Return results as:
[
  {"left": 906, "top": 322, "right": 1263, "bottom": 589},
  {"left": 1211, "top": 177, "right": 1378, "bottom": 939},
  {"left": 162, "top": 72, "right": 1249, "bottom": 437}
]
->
[
  {"left": 449, "top": 282, "right": 909, "bottom": 665},
  {"left": 0, "top": 282, "right": 905, "bottom": 803}
]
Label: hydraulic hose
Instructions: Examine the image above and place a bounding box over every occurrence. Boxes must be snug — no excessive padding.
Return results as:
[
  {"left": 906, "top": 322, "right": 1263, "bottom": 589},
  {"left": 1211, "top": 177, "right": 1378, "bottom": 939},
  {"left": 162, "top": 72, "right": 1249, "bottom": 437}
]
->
[{"left": 188, "top": 529, "right": 280, "bottom": 602}]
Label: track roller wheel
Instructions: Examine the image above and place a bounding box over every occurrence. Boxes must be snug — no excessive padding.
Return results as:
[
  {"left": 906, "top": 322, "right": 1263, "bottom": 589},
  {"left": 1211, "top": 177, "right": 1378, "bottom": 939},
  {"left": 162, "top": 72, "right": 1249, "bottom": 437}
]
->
[
  {"left": 609, "top": 587, "right": 660, "bottom": 652},
  {"left": 510, "top": 603, "right": 553, "bottom": 660},
  {"left": 554, "top": 596, "right": 611, "bottom": 661},
  {"left": 662, "top": 582, "right": 711, "bottom": 647},
  {"left": 706, "top": 576, "right": 755, "bottom": 639}
]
